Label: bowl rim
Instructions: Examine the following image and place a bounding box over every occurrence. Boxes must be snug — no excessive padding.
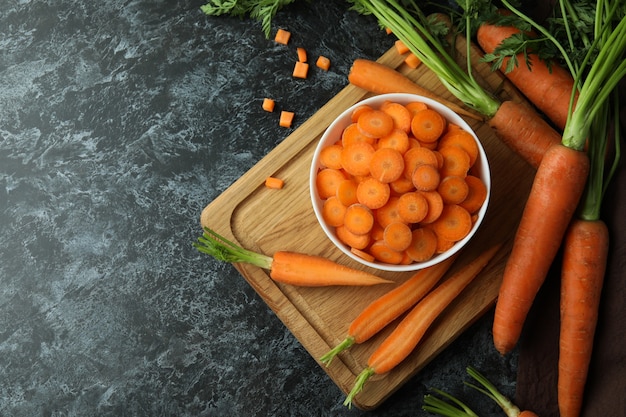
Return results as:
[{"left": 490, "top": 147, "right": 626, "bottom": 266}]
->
[{"left": 310, "top": 93, "right": 491, "bottom": 272}]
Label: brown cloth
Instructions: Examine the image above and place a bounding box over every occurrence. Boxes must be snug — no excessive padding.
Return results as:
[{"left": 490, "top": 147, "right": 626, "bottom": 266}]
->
[{"left": 514, "top": 88, "right": 626, "bottom": 414}]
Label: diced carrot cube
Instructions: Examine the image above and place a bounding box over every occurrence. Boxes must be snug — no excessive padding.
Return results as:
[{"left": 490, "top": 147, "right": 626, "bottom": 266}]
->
[
  {"left": 404, "top": 53, "right": 422, "bottom": 69},
  {"left": 292, "top": 61, "right": 309, "bottom": 79},
  {"left": 265, "top": 176, "right": 285, "bottom": 189},
  {"left": 316, "top": 56, "right": 331, "bottom": 71},
  {"left": 279, "top": 111, "right": 295, "bottom": 128},
  {"left": 395, "top": 39, "right": 409, "bottom": 55},
  {"left": 297, "top": 47, "right": 307, "bottom": 63},
  {"left": 274, "top": 28, "right": 291, "bottom": 45},
  {"left": 262, "top": 98, "right": 275, "bottom": 112}
]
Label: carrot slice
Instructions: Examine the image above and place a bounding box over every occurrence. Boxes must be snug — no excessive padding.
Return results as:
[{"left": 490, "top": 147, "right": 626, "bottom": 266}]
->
[
  {"left": 411, "top": 108, "right": 446, "bottom": 143},
  {"left": 405, "top": 227, "right": 438, "bottom": 262},
  {"left": 336, "top": 225, "right": 371, "bottom": 250},
  {"left": 322, "top": 196, "right": 347, "bottom": 227},
  {"left": 344, "top": 204, "right": 375, "bottom": 235},
  {"left": 342, "top": 123, "right": 376, "bottom": 147},
  {"left": 412, "top": 163, "right": 441, "bottom": 192},
  {"left": 369, "top": 240, "right": 404, "bottom": 264},
  {"left": 419, "top": 190, "right": 444, "bottom": 224},
  {"left": 356, "top": 177, "right": 391, "bottom": 209},
  {"left": 336, "top": 179, "right": 359, "bottom": 207},
  {"left": 439, "top": 145, "right": 471, "bottom": 177},
  {"left": 405, "top": 101, "right": 428, "bottom": 117},
  {"left": 438, "top": 175, "right": 470, "bottom": 205},
  {"left": 351, "top": 247, "right": 376, "bottom": 263},
  {"left": 319, "top": 143, "right": 344, "bottom": 170},
  {"left": 381, "top": 101, "right": 412, "bottom": 133},
  {"left": 351, "top": 105, "right": 374, "bottom": 123},
  {"left": 383, "top": 222, "right": 413, "bottom": 252},
  {"left": 341, "top": 142, "right": 376, "bottom": 176},
  {"left": 390, "top": 176, "right": 416, "bottom": 195},
  {"left": 357, "top": 109, "right": 395, "bottom": 138},
  {"left": 377, "top": 129, "right": 410, "bottom": 154},
  {"left": 439, "top": 129, "right": 479, "bottom": 167},
  {"left": 459, "top": 175, "right": 488, "bottom": 214},
  {"left": 397, "top": 191, "right": 428, "bottom": 223},
  {"left": 369, "top": 147, "right": 405, "bottom": 183},
  {"left": 403, "top": 147, "right": 439, "bottom": 179},
  {"left": 431, "top": 204, "right": 473, "bottom": 242},
  {"left": 375, "top": 196, "right": 403, "bottom": 228},
  {"left": 316, "top": 168, "right": 346, "bottom": 199}
]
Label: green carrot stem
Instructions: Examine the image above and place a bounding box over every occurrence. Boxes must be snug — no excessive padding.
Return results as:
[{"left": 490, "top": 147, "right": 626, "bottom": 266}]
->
[{"left": 194, "top": 227, "right": 273, "bottom": 269}]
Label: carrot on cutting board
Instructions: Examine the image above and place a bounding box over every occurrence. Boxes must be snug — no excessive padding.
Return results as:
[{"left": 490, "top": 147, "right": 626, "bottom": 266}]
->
[
  {"left": 348, "top": 59, "right": 482, "bottom": 121},
  {"left": 343, "top": 244, "right": 502, "bottom": 408},
  {"left": 492, "top": 144, "right": 590, "bottom": 355},
  {"left": 264, "top": 176, "right": 284, "bottom": 189},
  {"left": 477, "top": 15, "right": 577, "bottom": 131},
  {"left": 558, "top": 219, "right": 609, "bottom": 417},
  {"left": 320, "top": 255, "right": 457, "bottom": 366},
  {"left": 194, "top": 227, "right": 392, "bottom": 287}
]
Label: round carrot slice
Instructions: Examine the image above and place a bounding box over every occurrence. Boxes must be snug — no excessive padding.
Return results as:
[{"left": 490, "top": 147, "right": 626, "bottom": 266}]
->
[{"left": 344, "top": 203, "right": 375, "bottom": 235}]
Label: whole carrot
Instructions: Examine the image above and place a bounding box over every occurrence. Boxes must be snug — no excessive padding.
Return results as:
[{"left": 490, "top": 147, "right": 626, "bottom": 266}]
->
[
  {"left": 558, "top": 219, "right": 609, "bottom": 417},
  {"left": 194, "top": 227, "right": 393, "bottom": 287},
  {"left": 477, "top": 14, "right": 578, "bottom": 131},
  {"left": 343, "top": 244, "right": 502, "bottom": 408},
  {"left": 492, "top": 144, "right": 589, "bottom": 355},
  {"left": 320, "top": 254, "right": 457, "bottom": 366}
]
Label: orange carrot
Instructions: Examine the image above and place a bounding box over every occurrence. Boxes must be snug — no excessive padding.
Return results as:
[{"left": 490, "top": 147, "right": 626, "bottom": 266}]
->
[
  {"left": 262, "top": 98, "right": 275, "bottom": 112},
  {"left": 493, "top": 144, "right": 590, "bottom": 355},
  {"left": 316, "top": 55, "right": 331, "bottom": 71},
  {"left": 477, "top": 16, "right": 577, "bottom": 131},
  {"left": 411, "top": 108, "right": 446, "bottom": 143},
  {"left": 383, "top": 221, "right": 413, "bottom": 252},
  {"left": 437, "top": 175, "right": 469, "bottom": 205},
  {"left": 343, "top": 204, "right": 375, "bottom": 235},
  {"left": 368, "top": 240, "right": 404, "bottom": 264},
  {"left": 322, "top": 196, "right": 347, "bottom": 227},
  {"left": 336, "top": 225, "right": 371, "bottom": 250},
  {"left": 296, "top": 47, "right": 307, "bottom": 63},
  {"left": 405, "top": 101, "right": 428, "bottom": 117},
  {"left": 390, "top": 176, "right": 415, "bottom": 195},
  {"left": 342, "top": 123, "right": 376, "bottom": 147},
  {"left": 348, "top": 59, "right": 482, "bottom": 121},
  {"left": 403, "top": 146, "right": 439, "bottom": 179},
  {"left": 381, "top": 101, "right": 412, "bottom": 133},
  {"left": 292, "top": 61, "right": 309, "bottom": 79},
  {"left": 356, "top": 177, "right": 391, "bottom": 209},
  {"left": 264, "top": 176, "right": 284, "bottom": 189},
  {"left": 412, "top": 163, "right": 441, "bottom": 192},
  {"left": 558, "top": 219, "right": 609, "bottom": 417},
  {"left": 430, "top": 204, "right": 472, "bottom": 242},
  {"left": 419, "top": 190, "right": 444, "bottom": 224},
  {"left": 459, "top": 175, "right": 488, "bottom": 214},
  {"left": 404, "top": 52, "right": 421, "bottom": 69},
  {"left": 394, "top": 39, "right": 410, "bottom": 55},
  {"left": 320, "top": 255, "right": 457, "bottom": 366},
  {"left": 341, "top": 141, "right": 376, "bottom": 176},
  {"left": 377, "top": 128, "right": 410, "bottom": 154},
  {"left": 316, "top": 168, "right": 346, "bottom": 199},
  {"left": 336, "top": 179, "right": 359, "bottom": 207},
  {"left": 405, "top": 227, "right": 438, "bottom": 262},
  {"left": 351, "top": 105, "right": 374, "bottom": 123},
  {"left": 351, "top": 247, "right": 375, "bottom": 263},
  {"left": 274, "top": 28, "right": 291, "bottom": 45},
  {"left": 344, "top": 244, "right": 502, "bottom": 407},
  {"left": 319, "top": 143, "right": 344, "bottom": 170},
  {"left": 369, "top": 147, "right": 405, "bottom": 183},
  {"left": 279, "top": 110, "right": 295, "bottom": 128},
  {"left": 375, "top": 196, "right": 403, "bottom": 228},
  {"left": 195, "top": 227, "right": 392, "bottom": 287},
  {"left": 357, "top": 109, "right": 395, "bottom": 138},
  {"left": 438, "top": 129, "right": 479, "bottom": 167},
  {"left": 397, "top": 191, "right": 428, "bottom": 223},
  {"left": 488, "top": 101, "right": 562, "bottom": 169},
  {"left": 439, "top": 145, "right": 471, "bottom": 178}
]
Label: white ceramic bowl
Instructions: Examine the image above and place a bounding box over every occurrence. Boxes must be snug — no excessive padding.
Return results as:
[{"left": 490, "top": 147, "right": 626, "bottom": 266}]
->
[{"left": 310, "top": 93, "right": 491, "bottom": 272}]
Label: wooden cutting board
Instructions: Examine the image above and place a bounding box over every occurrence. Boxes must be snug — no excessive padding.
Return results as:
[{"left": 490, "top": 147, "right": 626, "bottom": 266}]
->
[{"left": 200, "top": 40, "right": 536, "bottom": 410}]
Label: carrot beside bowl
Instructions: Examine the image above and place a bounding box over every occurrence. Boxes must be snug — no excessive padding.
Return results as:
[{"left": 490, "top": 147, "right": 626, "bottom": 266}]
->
[{"left": 309, "top": 93, "right": 491, "bottom": 272}]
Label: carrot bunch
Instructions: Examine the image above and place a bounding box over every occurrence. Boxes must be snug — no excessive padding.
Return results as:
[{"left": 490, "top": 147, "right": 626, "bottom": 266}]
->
[{"left": 315, "top": 99, "right": 488, "bottom": 266}]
